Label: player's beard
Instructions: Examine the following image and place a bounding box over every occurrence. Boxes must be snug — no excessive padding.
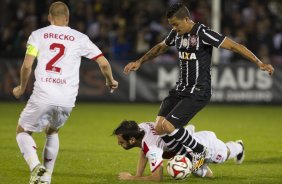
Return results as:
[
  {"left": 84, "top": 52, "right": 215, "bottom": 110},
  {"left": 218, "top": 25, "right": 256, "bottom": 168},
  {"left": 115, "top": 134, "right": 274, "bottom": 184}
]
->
[{"left": 123, "top": 144, "right": 135, "bottom": 150}]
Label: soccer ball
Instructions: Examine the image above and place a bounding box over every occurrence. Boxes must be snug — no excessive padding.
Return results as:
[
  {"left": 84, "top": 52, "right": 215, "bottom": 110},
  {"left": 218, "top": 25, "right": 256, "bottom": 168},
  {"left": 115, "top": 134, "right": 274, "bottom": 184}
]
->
[{"left": 167, "top": 155, "right": 192, "bottom": 180}]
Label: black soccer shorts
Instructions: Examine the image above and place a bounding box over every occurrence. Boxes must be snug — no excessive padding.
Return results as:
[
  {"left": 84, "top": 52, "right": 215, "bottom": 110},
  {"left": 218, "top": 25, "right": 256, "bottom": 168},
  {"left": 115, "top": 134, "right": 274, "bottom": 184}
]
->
[{"left": 158, "top": 90, "right": 211, "bottom": 128}]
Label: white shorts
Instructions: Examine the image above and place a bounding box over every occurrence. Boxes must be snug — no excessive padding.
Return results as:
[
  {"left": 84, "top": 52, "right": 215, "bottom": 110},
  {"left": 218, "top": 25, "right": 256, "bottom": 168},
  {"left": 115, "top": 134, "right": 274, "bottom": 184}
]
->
[
  {"left": 18, "top": 101, "right": 72, "bottom": 132},
  {"left": 194, "top": 131, "right": 228, "bottom": 164}
]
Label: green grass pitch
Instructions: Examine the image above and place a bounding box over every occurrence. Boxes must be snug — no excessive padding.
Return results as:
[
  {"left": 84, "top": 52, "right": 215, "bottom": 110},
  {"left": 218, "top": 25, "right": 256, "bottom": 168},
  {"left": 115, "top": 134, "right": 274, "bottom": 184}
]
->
[{"left": 0, "top": 102, "right": 281, "bottom": 184}]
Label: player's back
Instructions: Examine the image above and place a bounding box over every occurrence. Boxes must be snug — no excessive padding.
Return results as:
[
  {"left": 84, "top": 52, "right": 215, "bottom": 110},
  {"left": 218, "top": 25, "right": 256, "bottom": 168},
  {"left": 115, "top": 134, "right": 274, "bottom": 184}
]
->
[
  {"left": 28, "top": 25, "right": 102, "bottom": 107},
  {"left": 139, "top": 122, "right": 167, "bottom": 151}
]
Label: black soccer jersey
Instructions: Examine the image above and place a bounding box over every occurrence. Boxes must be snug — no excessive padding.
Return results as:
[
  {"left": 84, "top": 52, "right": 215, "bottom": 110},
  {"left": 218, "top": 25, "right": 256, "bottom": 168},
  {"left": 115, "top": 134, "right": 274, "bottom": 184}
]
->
[{"left": 165, "top": 23, "right": 225, "bottom": 96}]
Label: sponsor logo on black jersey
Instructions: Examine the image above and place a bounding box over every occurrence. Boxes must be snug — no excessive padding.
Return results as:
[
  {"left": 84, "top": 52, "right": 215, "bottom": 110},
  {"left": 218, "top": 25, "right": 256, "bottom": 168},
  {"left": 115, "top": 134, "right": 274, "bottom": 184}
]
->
[{"left": 179, "top": 51, "right": 197, "bottom": 60}]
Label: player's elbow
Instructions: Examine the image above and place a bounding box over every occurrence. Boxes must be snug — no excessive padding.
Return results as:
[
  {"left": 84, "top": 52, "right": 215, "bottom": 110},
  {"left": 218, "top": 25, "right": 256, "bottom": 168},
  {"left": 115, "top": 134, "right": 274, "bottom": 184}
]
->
[
  {"left": 21, "top": 63, "right": 32, "bottom": 72},
  {"left": 231, "top": 43, "right": 245, "bottom": 53},
  {"left": 222, "top": 38, "right": 243, "bottom": 53}
]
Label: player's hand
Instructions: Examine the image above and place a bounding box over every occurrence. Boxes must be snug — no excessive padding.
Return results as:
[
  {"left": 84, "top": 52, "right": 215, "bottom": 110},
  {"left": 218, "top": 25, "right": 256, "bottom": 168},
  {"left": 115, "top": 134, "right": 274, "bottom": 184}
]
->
[
  {"left": 258, "top": 63, "right": 274, "bottom": 76},
  {"left": 124, "top": 61, "right": 141, "bottom": 74},
  {"left": 118, "top": 172, "right": 132, "bottom": 180},
  {"left": 13, "top": 86, "right": 24, "bottom": 99},
  {"left": 106, "top": 79, "right": 118, "bottom": 93}
]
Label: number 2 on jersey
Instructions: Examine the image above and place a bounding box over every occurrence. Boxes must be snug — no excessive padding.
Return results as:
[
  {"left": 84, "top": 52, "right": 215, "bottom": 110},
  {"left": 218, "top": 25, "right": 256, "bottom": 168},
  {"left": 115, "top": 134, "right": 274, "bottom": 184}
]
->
[{"left": 46, "top": 43, "right": 65, "bottom": 73}]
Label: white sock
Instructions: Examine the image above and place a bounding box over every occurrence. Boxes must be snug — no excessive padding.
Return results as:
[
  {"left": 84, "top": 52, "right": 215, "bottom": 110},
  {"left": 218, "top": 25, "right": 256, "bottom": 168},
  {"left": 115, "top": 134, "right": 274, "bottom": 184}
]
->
[
  {"left": 16, "top": 132, "right": 40, "bottom": 171},
  {"left": 226, "top": 141, "right": 243, "bottom": 159},
  {"left": 42, "top": 133, "right": 59, "bottom": 182}
]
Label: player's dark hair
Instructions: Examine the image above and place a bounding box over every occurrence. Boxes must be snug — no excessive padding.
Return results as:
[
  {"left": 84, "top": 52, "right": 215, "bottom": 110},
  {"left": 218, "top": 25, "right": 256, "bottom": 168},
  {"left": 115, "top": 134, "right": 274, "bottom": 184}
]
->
[
  {"left": 166, "top": 3, "right": 190, "bottom": 19},
  {"left": 113, "top": 120, "right": 145, "bottom": 141}
]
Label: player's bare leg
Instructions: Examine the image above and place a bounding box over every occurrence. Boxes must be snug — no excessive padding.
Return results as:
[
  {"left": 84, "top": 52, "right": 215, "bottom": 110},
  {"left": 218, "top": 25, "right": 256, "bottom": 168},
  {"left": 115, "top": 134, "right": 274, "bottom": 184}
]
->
[
  {"left": 155, "top": 117, "right": 175, "bottom": 135},
  {"left": 156, "top": 116, "right": 194, "bottom": 157}
]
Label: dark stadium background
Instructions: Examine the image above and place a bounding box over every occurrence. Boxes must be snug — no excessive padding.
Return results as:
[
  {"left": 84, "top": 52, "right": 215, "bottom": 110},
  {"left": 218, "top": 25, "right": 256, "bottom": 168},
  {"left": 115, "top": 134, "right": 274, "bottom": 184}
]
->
[
  {"left": 0, "top": 1, "right": 282, "bottom": 184},
  {"left": 0, "top": 0, "right": 281, "bottom": 103}
]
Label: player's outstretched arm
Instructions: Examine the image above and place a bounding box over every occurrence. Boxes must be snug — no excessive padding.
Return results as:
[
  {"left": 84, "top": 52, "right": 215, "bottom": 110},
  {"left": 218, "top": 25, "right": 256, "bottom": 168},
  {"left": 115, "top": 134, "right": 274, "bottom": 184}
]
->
[
  {"left": 95, "top": 56, "right": 118, "bottom": 93},
  {"left": 13, "top": 54, "right": 35, "bottom": 99},
  {"left": 123, "top": 41, "right": 169, "bottom": 74},
  {"left": 220, "top": 37, "right": 274, "bottom": 75},
  {"left": 118, "top": 150, "right": 163, "bottom": 182},
  {"left": 119, "top": 166, "right": 163, "bottom": 182},
  {"left": 135, "top": 150, "right": 148, "bottom": 177}
]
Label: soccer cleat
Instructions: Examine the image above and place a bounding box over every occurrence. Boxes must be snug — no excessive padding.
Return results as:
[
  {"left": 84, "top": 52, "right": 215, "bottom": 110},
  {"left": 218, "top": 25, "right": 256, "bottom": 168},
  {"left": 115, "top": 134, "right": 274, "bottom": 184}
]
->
[
  {"left": 39, "top": 173, "right": 51, "bottom": 184},
  {"left": 191, "top": 147, "right": 208, "bottom": 172},
  {"left": 29, "top": 164, "right": 46, "bottom": 184},
  {"left": 235, "top": 140, "right": 245, "bottom": 164}
]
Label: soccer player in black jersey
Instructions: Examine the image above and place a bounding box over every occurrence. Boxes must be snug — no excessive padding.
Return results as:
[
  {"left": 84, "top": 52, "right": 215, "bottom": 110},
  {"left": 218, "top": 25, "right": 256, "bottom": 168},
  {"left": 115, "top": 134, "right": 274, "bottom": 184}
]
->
[{"left": 124, "top": 3, "right": 274, "bottom": 171}]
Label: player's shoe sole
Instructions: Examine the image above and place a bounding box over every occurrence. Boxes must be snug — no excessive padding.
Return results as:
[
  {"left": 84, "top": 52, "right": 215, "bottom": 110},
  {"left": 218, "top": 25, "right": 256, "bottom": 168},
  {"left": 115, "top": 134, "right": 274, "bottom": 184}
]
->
[
  {"left": 235, "top": 140, "right": 245, "bottom": 164},
  {"left": 29, "top": 164, "right": 46, "bottom": 184}
]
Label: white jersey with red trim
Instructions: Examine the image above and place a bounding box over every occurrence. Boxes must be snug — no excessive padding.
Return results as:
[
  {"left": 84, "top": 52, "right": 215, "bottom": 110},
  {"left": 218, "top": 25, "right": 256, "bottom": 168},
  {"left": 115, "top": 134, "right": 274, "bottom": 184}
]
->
[
  {"left": 139, "top": 123, "right": 228, "bottom": 172},
  {"left": 139, "top": 122, "right": 168, "bottom": 173},
  {"left": 27, "top": 25, "right": 103, "bottom": 107}
]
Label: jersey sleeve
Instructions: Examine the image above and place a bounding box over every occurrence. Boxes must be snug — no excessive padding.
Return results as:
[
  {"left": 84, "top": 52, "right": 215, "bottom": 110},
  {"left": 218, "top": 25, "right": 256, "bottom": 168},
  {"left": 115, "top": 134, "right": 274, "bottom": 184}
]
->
[
  {"left": 199, "top": 27, "right": 226, "bottom": 48},
  {"left": 81, "top": 35, "right": 103, "bottom": 60},
  {"left": 27, "top": 32, "right": 39, "bottom": 51},
  {"left": 164, "top": 29, "right": 177, "bottom": 46},
  {"left": 145, "top": 145, "right": 164, "bottom": 173}
]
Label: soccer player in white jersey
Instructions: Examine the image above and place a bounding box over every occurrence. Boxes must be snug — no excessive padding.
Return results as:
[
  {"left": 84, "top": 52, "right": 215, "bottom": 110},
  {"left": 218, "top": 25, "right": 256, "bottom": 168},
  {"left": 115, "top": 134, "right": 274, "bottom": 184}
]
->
[
  {"left": 113, "top": 120, "right": 244, "bottom": 182},
  {"left": 12, "top": 2, "right": 118, "bottom": 184}
]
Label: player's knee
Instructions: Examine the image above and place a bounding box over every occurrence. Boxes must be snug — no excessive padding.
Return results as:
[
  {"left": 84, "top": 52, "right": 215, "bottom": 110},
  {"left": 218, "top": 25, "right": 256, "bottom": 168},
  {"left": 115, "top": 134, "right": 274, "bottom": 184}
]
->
[
  {"left": 155, "top": 119, "right": 175, "bottom": 135},
  {"left": 155, "top": 119, "right": 167, "bottom": 135},
  {"left": 155, "top": 121, "right": 162, "bottom": 134},
  {"left": 45, "top": 125, "right": 59, "bottom": 135},
  {"left": 16, "top": 125, "right": 31, "bottom": 135}
]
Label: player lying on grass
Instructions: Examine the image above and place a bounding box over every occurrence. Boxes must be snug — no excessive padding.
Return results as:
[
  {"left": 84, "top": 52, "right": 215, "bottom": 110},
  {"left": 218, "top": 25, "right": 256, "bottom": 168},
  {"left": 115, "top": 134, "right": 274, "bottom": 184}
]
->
[{"left": 113, "top": 120, "right": 244, "bottom": 181}]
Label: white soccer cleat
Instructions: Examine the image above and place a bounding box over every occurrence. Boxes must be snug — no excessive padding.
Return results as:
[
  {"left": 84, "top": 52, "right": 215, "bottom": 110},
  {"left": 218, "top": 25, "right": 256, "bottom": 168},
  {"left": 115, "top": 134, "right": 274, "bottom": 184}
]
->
[
  {"left": 39, "top": 171, "right": 51, "bottom": 184},
  {"left": 235, "top": 140, "right": 245, "bottom": 164},
  {"left": 29, "top": 164, "right": 46, "bottom": 184}
]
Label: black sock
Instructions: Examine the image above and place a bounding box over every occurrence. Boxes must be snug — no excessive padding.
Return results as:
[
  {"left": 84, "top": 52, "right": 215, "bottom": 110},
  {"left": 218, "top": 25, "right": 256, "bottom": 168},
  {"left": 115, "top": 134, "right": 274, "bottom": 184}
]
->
[
  {"left": 171, "top": 127, "right": 204, "bottom": 153},
  {"left": 161, "top": 134, "right": 193, "bottom": 161},
  {"left": 160, "top": 135, "right": 180, "bottom": 150},
  {"left": 184, "top": 151, "right": 193, "bottom": 161}
]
